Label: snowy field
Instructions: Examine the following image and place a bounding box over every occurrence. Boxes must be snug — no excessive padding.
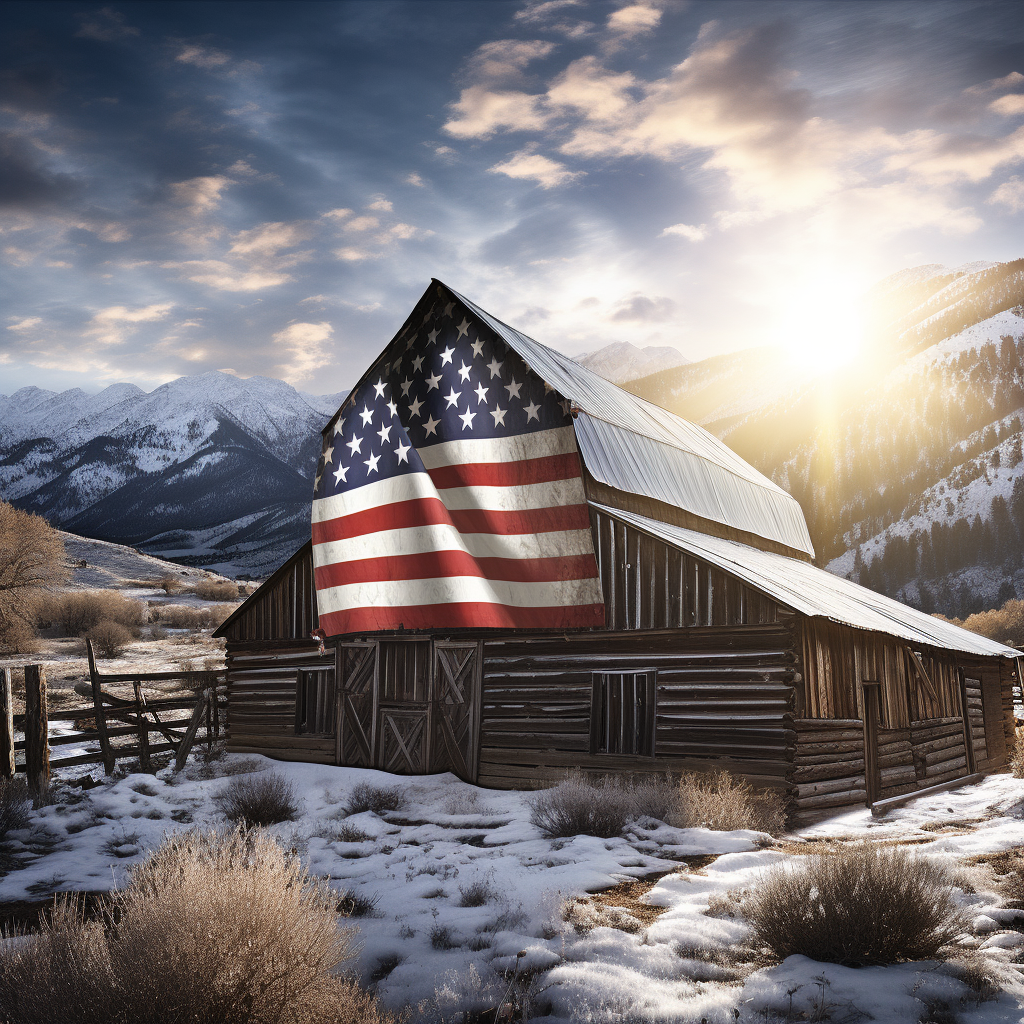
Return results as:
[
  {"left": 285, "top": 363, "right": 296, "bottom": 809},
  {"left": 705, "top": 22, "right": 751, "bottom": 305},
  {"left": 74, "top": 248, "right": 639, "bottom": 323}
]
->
[{"left": 3, "top": 758, "right": 1024, "bottom": 1022}]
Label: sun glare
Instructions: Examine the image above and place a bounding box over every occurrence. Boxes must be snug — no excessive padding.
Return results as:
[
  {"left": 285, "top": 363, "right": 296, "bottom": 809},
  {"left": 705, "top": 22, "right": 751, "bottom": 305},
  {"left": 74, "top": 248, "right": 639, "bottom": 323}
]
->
[{"left": 772, "top": 274, "right": 866, "bottom": 374}]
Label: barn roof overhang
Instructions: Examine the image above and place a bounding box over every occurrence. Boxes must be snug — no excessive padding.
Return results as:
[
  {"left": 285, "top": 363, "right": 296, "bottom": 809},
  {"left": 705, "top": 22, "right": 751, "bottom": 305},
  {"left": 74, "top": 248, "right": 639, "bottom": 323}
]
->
[{"left": 594, "top": 503, "right": 1022, "bottom": 659}]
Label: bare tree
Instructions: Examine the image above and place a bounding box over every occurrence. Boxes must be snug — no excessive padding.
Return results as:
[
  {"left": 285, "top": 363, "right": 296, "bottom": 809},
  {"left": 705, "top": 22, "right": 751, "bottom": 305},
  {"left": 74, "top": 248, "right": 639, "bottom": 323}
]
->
[{"left": 0, "top": 502, "right": 70, "bottom": 652}]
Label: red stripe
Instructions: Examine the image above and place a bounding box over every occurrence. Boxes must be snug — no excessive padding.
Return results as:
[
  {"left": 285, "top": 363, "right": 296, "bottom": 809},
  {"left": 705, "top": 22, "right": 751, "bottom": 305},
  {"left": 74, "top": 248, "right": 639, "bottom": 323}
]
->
[
  {"left": 318, "top": 601, "right": 606, "bottom": 635},
  {"left": 312, "top": 497, "right": 591, "bottom": 544},
  {"left": 426, "top": 451, "right": 582, "bottom": 490},
  {"left": 314, "top": 551, "right": 599, "bottom": 588}
]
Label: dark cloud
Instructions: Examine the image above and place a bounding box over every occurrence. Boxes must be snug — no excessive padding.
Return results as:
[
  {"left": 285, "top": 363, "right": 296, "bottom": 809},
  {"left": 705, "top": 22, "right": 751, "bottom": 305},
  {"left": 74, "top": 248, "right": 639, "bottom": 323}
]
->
[
  {"left": 610, "top": 294, "right": 676, "bottom": 323},
  {"left": 0, "top": 135, "right": 80, "bottom": 209}
]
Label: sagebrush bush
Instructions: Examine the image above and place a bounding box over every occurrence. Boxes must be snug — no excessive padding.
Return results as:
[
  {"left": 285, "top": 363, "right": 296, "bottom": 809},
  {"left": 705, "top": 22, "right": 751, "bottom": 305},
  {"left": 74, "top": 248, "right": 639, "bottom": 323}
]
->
[
  {"left": 195, "top": 579, "right": 240, "bottom": 601},
  {"left": 627, "top": 774, "right": 679, "bottom": 822},
  {"left": 530, "top": 773, "right": 636, "bottom": 838},
  {"left": 745, "top": 843, "right": 965, "bottom": 965},
  {"left": 151, "top": 603, "right": 236, "bottom": 629},
  {"left": 86, "top": 619, "right": 133, "bottom": 658},
  {"left": 673, "top": 770, "right": 787, "bottom": 835},
  {"left": 0, "top": 777, "right": 31, "bottom": 839},
  {"left": 0, "top": 827, "right": 393, "bottom": 1024},
  {"left": 345, "top": 782, "right": 407, "bottom": 816},
  {"left": 215, "top": 772, "right": 300, "bottom": 827},
  {"left": 37, "top": 589, "right": 145, "bottom": 637}
]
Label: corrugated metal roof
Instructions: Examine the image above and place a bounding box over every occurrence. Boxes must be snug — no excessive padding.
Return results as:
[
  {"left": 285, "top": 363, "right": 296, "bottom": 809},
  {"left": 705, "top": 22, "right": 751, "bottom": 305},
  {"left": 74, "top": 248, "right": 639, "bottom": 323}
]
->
[
  {"left": 446, "top": 283, "right": 815, "bottom": 559},
  {"left": 594, "top": 502, "right": 1021, "bottom": 658}
]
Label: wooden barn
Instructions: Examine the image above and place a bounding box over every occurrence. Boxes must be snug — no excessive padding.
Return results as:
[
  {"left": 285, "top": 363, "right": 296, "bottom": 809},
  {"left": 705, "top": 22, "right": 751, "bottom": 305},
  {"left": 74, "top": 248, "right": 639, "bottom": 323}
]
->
[{"left": 215, "top": 280, "right": 1021, "bottom": 821}]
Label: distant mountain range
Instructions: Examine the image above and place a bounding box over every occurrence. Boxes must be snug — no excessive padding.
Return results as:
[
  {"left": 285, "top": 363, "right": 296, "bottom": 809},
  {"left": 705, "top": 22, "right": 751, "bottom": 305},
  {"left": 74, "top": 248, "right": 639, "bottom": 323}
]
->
[{"left": 574, "top": 340, "right": 689, "bottom": 383}]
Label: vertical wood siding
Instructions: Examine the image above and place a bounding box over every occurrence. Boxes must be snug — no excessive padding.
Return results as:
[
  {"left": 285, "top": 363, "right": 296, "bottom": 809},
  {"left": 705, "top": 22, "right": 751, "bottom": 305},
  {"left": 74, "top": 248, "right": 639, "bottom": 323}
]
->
[{"left": 221, "top": 544, "right": 318, "bottom": 642}]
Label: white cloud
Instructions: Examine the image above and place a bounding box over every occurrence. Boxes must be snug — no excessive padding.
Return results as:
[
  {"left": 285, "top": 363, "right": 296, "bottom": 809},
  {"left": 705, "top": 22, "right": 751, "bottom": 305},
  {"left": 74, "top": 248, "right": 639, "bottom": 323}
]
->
[
  {"left": 405, "top": 172, "right": 425, "bottom": 187},
  {"left": 76, "top": 8, "right": 139, "bottom": 41},
  {"left": 991, "top": 93, "right": 1024, "bottom": 116},
  {"left": 334, "top": 247, "right": 379, "bottom": 262},
  {"left": 607, "top": 4, "right": 661, "bottom": 38},
  {"left": 272, "top": 321, "right": 333, "bottom": 385},
  {"left": 661, "top": 223, "right": 708, "bottom": 242},
  {"left": 176, "top": 45, "right": 231, "bottom": 70},
  {"left": 367, "top": 197, "right": 393, "bottom": 212},
  {"left": 466, "top": 40, "right": 555, "bottom": 83},
  {"left": 887, "top": 125, "right": 1024, "bottom": 183},
  {"left": 85, "top": 302, "right": 174, "bottom": 346},
  {"left": 988, "top": 175, "right": 1024, "bottom": 212},
  {"left": 228, "top": 221, "right": 310, "bottom": 256},
  {"left": 489, "top": 150, "right": 582, "bottom": 188},
  {"left": 164, "top": 260, "right": 292, "bottom": 291},
  {"left": 7, "top": 316, "right": 43, "bottom": 333},
  {"left": 443, "top": 86, "right": 549, "bottom": 139},
  {"left": 170, "top": 175, "right": 232, "bottom": 213},
  {"left": 323, "top": 208, "right": 353, "bottom": 220},
  {"left": 547, "top": 57, "right": 636, "bottom": 121},
  {"left": 345, "top": 215, "right": 380, "bottom": 232}
]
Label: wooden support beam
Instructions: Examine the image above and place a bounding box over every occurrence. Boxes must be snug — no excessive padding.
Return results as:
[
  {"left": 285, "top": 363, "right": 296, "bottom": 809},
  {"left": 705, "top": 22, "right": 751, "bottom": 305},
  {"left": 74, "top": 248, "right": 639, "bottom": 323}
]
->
[
  {"left": 24, "top": 665, "right": 49, "bottom": 793},
  {"left": 133, "top": 679, "right": 151, "bottom": 773},
  {"left": 906, "top": 649, "right": 940, "bottom": 705},
  {"left": 0, "top": 667, "right": 13, "bottom": 778},
  {"left": 86, "top": 639, "right": 115, "bottom": 775}
]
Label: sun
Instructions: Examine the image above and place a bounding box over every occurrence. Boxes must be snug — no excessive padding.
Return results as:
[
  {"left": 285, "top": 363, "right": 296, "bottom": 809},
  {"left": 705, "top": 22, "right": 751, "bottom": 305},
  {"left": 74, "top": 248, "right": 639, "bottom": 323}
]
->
[{"left": 772, "top": 273, "right": 867, "bottom": 374}]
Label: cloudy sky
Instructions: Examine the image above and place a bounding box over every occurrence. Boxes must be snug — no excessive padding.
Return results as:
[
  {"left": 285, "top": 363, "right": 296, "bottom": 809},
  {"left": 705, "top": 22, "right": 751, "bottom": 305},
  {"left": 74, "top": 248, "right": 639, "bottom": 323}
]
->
[{"left": 3, "top": 0, "right": 1024, "bottom": 396}]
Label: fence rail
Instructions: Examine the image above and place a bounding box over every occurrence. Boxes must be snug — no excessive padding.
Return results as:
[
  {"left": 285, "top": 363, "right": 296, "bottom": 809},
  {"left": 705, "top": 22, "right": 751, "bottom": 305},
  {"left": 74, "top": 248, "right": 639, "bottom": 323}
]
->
[{"left": 1, "top": 639, "right": 227, "bottom": 792}]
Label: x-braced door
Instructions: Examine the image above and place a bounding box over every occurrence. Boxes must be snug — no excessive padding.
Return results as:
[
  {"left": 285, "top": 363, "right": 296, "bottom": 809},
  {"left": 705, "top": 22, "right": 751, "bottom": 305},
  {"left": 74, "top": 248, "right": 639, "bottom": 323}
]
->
[
  {"left": 431, "top": 641, "right": 482, "bottom": 782},
  {"left": 337, "top": 642, "right": 376, "bottom": 767}
]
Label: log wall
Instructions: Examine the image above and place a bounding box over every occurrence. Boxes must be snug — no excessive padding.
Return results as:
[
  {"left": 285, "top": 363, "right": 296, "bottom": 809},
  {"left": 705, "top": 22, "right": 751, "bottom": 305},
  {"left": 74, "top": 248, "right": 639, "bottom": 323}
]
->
[{"left": 477, "top": 622, "right": 799, "bottom": 791}]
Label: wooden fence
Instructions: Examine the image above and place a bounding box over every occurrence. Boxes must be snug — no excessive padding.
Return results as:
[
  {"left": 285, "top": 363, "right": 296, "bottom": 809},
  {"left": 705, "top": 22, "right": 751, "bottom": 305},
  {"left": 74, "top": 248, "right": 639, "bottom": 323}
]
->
[{"left": 1, "top": 640, "right": 227, "bottom": 791}]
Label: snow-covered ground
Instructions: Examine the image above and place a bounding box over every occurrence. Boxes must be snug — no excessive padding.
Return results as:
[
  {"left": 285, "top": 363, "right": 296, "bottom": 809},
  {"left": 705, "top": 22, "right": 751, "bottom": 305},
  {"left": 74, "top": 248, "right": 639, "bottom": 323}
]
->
[{"left": 3, "top": 758, "right": 1023, "bottom": 1022}]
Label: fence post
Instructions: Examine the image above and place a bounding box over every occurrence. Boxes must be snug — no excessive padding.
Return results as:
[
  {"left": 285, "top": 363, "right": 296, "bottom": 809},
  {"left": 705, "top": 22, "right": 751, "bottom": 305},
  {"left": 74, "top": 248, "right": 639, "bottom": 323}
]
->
[
  {"left": 86, "top": 639, "right": 116, "bottom": 775},
  {"left": 133, "top": 678, "right": 151, "bottom": 773},
  {"left": 0, "top": 667, "right": 14, "bottom": 778},
  {"left": 24, "top": 665, "right": 49, "bottom": 793},
  {"left": 173, "top": 690, "right": 208, "bottom": 773}
]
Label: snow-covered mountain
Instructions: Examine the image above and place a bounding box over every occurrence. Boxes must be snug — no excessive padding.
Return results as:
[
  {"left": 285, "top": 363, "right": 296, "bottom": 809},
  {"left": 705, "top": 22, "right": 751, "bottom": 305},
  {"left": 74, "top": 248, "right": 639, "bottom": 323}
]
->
[
  {"left": 574, "top": 341, "right": 688, "bottom": 383},
  {"left": 0, "top": 372, "right": 345, "bottom": 577}
]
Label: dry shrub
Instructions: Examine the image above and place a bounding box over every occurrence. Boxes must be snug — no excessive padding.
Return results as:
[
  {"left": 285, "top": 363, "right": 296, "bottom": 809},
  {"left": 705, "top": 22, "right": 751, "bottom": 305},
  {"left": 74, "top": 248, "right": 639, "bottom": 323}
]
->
[
  {"left": 195, "top": 579, "right": 240, "bottom": 601},
  {"left": 673, "top": 770, "right": 787, "bottom": 835},
  {"left": 37, "top": 589, "right": 145, "bottom": 636},
  {"left": 159, "top": 574, "right": 183, "bottom": 594},
  {"left": 972, "top": 846, "right": 1024, "bottom": 902},
  {"left": 153, "top": 602, "right": 236, "bottom": 629},
  {"left": 86, "top": 619, "right": 133, "bottom": 658},
  {"left": 0, "top": 827, "right": 393, "bottom": 1024},
  {"left": 627, "top": 773, "right": 679, "bottom": 822},
  {"left": 0, "top": 777, "right": 31, "bottom": 839},
  {"left": 745, "top": 843, "right": 964, "bottom": 966},
  {"left": 215, "top": 772, "right": 300, "bottom": 827},
  {"left": 345, "top": 782, "right": 407, "bottom": 816},
  {"left": 1012, "top": 730, "right": 1024, "bottom": 779},
  {"left": 958, "top": 598, "right": 1024, "bottom": 647},
  {"left": 530, "top": 773, "right": 635, "bottom": 838}
]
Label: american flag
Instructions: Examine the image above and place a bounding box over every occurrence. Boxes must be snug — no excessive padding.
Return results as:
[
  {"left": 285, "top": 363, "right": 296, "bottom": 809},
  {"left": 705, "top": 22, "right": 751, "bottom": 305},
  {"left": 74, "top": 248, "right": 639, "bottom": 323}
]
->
[{"left": 310, "top": 285, "right": 605, "bottom": 636}]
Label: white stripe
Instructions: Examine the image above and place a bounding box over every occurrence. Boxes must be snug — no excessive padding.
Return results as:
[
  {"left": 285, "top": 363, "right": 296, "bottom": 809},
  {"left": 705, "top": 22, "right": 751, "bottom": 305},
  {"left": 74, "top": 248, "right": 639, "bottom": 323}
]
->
[
  {"left": 315, "top": 575, "right": 604, "bottom": 613},
  {"left": 416, "top": 425, "right": 578, "bottom": 469},
  {"left": 312, "top": 468, "right": 586, "bottom": 522},
  {"left": 313, "top": 525, "right": 596, "bottom": 566}
]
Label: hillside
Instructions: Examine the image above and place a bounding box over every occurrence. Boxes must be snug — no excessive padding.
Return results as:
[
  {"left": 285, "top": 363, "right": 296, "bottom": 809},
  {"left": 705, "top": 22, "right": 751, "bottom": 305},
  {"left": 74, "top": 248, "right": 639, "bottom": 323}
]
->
[
  {"left": 628, "top": 258, "right": 1024, "bottom": 618},
  {"left": 0, "top": 372, "right": 344, "bottom": 577}
]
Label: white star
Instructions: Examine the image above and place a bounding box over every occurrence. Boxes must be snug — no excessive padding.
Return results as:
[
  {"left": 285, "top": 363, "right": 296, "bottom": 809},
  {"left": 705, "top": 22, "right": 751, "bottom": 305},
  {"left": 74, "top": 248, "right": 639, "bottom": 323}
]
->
[
  {"left": 373, "top": 378, "right": 386, "bottom": 399},
  {"left": 428, "top": 327, "right": 439, "bottom": 344},
  {"left": 412, "top": 355, "right": 424, "bottom": 372},
  {"left": 440, "top": 345, "right": 454, "bottom": 366},
  {"left": 377, "top": 423, "right": 392, "bottom": 444},
  {"left": 322, "top": 445, "right": 334, "bottom": 465},
  {"left": 471, "top": 338, "right": 484, "bottom": 358},
  {"left": 444, "top": 301, "right": 454, "bottom": 317},
  {"left": 314, "top": 472, "right": 322, "bottom": 492},
  {"left": 505, "top": 378, "right": 522, "bottom": 400},
  {"left": 386, "top": 399, "right": 398, "bottom": 419},
  {"left": 332, "top": 417, "right": 345, "bottom": 436},
  {"left": 364, "top": 452, "right": 381, "bottom": 474},
  {"left": 444, "top": 386, "right": 462, "bottom": 408},
  {"left": 423, "top": 415, "right": 440, "bottom": 437},
  {"left": 524, "top": 401, "right": 540, "bottom": 422},
  {"left": 333, "top": 464, "right": 348, "bottom": 485},
  {"left": 400, "top": 377, "right": 413, "bottom": 396},
  {"left": 408, "top": 396, "right": 424, "bottom": 418},
  {"left": 459, "top": 407, "right": 476, "bottom": 431},
  {"left": 394, "top": 440, "right": 410, "bottom": 464},
  {"left": 490, "top": 406, "right": 506, "bottom": 427},
  {"left": 458, "top": 361, "right": 472, "bottom": 383},
  {"left": 346, "top": 435, "right": 363, "bottom": 456},
  {"left": 474, "top": 382, "right": 488, "bottom": 405},
  {"left": 486, "top": 357, "right": 503, "bottom": 379},
  {"left": 456, "top": 319, "right": 470, "bottom": 339},
  {"left": 360, "top": 404, "right": 374, "bottom": 426},
  {"left": 426, "top": 372, "right": 442, "bottom": 391}
]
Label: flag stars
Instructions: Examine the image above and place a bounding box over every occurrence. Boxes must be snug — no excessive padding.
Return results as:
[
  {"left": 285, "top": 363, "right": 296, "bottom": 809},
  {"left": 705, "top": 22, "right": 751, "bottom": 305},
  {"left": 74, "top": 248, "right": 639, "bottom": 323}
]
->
[
  {"left": 400, "top": 377, "right": 413, "bottom": 396},
  {"left": 491, "top": 406, "right": 507, "bottom": 427},
  {"left": 394, "top": 440, "right": 410, "bottom": 464},
  {"left": 359, "top": 404, "right": 374, "bottom": 426},
  {"left": 505, "top": 378, "right": 522, "bottom": 400},
  {"left": 386, "top": 399, "right": 398, "bottom": 419},
  {"left": 408, "top": 396, "right": 424, "bottom": 418},
  {"left": 412, "top": 354, "right": 424, "bottom": 373},
  {"left": 471, "top": 338, "right": 484, "bottom": 359},
  {"left": 459, "top": 407, "right": 477, "bottom": 431},
  {"left": 364, "top": 452, "right": 381, "bottom": 474},
  {"left": 428, "top": 327, "right": 439, "bottom": 344},
  {"left": 457, "top": 361, "right": 472, "bottom": 383},
  {"left": 333, "top": 464, "right": 348, "bottom": 485},
  {"left": 332, "top": 417, "right": 345, "bottom": 436},
  {"left": 474, "top": 382, "right": 488, "bottom": 405},
  {"left": 444, "top": 386, "right": 462, "bottom": 409},
  {"left": 346, "top": 435, "right": 363, "bottom": 456},
  {"left": 524, "top": 400, "right": 540, "bottom": 423},
  {"left": 423, "top": 415, "right": 440, "bottom": 437},
  {"left": 373, "top": 378, "right": 387, "bottom": 399},
  {"left": 426, "top": 372, "right": 442, "bottom": 391},
  {"left": 456, "top": 319, "right": 470, "bottom": 339},
  {"left": 322, "top": 445, "right": 334, "bottom": 466},
  {"left": 377, "top": 423, "right": 393, "bottom": 444},
  {"left": 440, "top": 345, "right": 455, "bottom": 366},
  {"left": 486, "top": 357, "right": 503, "bottom": 379}
]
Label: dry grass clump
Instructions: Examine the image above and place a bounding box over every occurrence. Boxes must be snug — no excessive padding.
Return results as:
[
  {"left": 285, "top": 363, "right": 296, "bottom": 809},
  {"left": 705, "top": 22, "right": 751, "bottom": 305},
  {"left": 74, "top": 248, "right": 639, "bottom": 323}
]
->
[
  {"left": 215, "top": 772, "right": 300, "bottom": 827},
  {"left": 971, "top": 846, "right": 1024, "bottom": 902},
  {"left": 0, "top": 827, "right": 393, "bottom": 1024},
  {"left": 86, "top": 619, "right": 133, "bottom": 658},
  {"left": 345, "top": 782, "right": 407, "bottom": 816},
  {"left": 36, "top": 589, "right": 146, "bottom": 637},
  {"left": 1011, "top": 730, "right": 1024, "bottom": 779},
  {"left": 151, "top": 603, "right": 236, "bottom": 629},
  {"left": 0, "top": 777, "right": 32, "bottom": 840},
  {"left": 194, "top": 579, "right": 240, "bottom": 601},
  {"left": 530, "top": 773, "right": 636, "bottom": 838},
  {"left": 745, "top": 843, "right": 964, "bottom": 966},
  {"left": 673, "top": 770, "right": 787, "bottom": 835}
]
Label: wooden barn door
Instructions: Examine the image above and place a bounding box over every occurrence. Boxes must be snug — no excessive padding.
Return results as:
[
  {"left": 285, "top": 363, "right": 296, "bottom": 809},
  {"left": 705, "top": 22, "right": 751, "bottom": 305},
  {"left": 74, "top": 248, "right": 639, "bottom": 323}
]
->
[
  {"left": 430, "top": 642, "right": 482, "bottom": 782},
  {"left": 336, "top": 642, "right": 376, "bottom": 767},
  {"left": 376, "top": 641, "right": 431, "bottom": 774}
]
